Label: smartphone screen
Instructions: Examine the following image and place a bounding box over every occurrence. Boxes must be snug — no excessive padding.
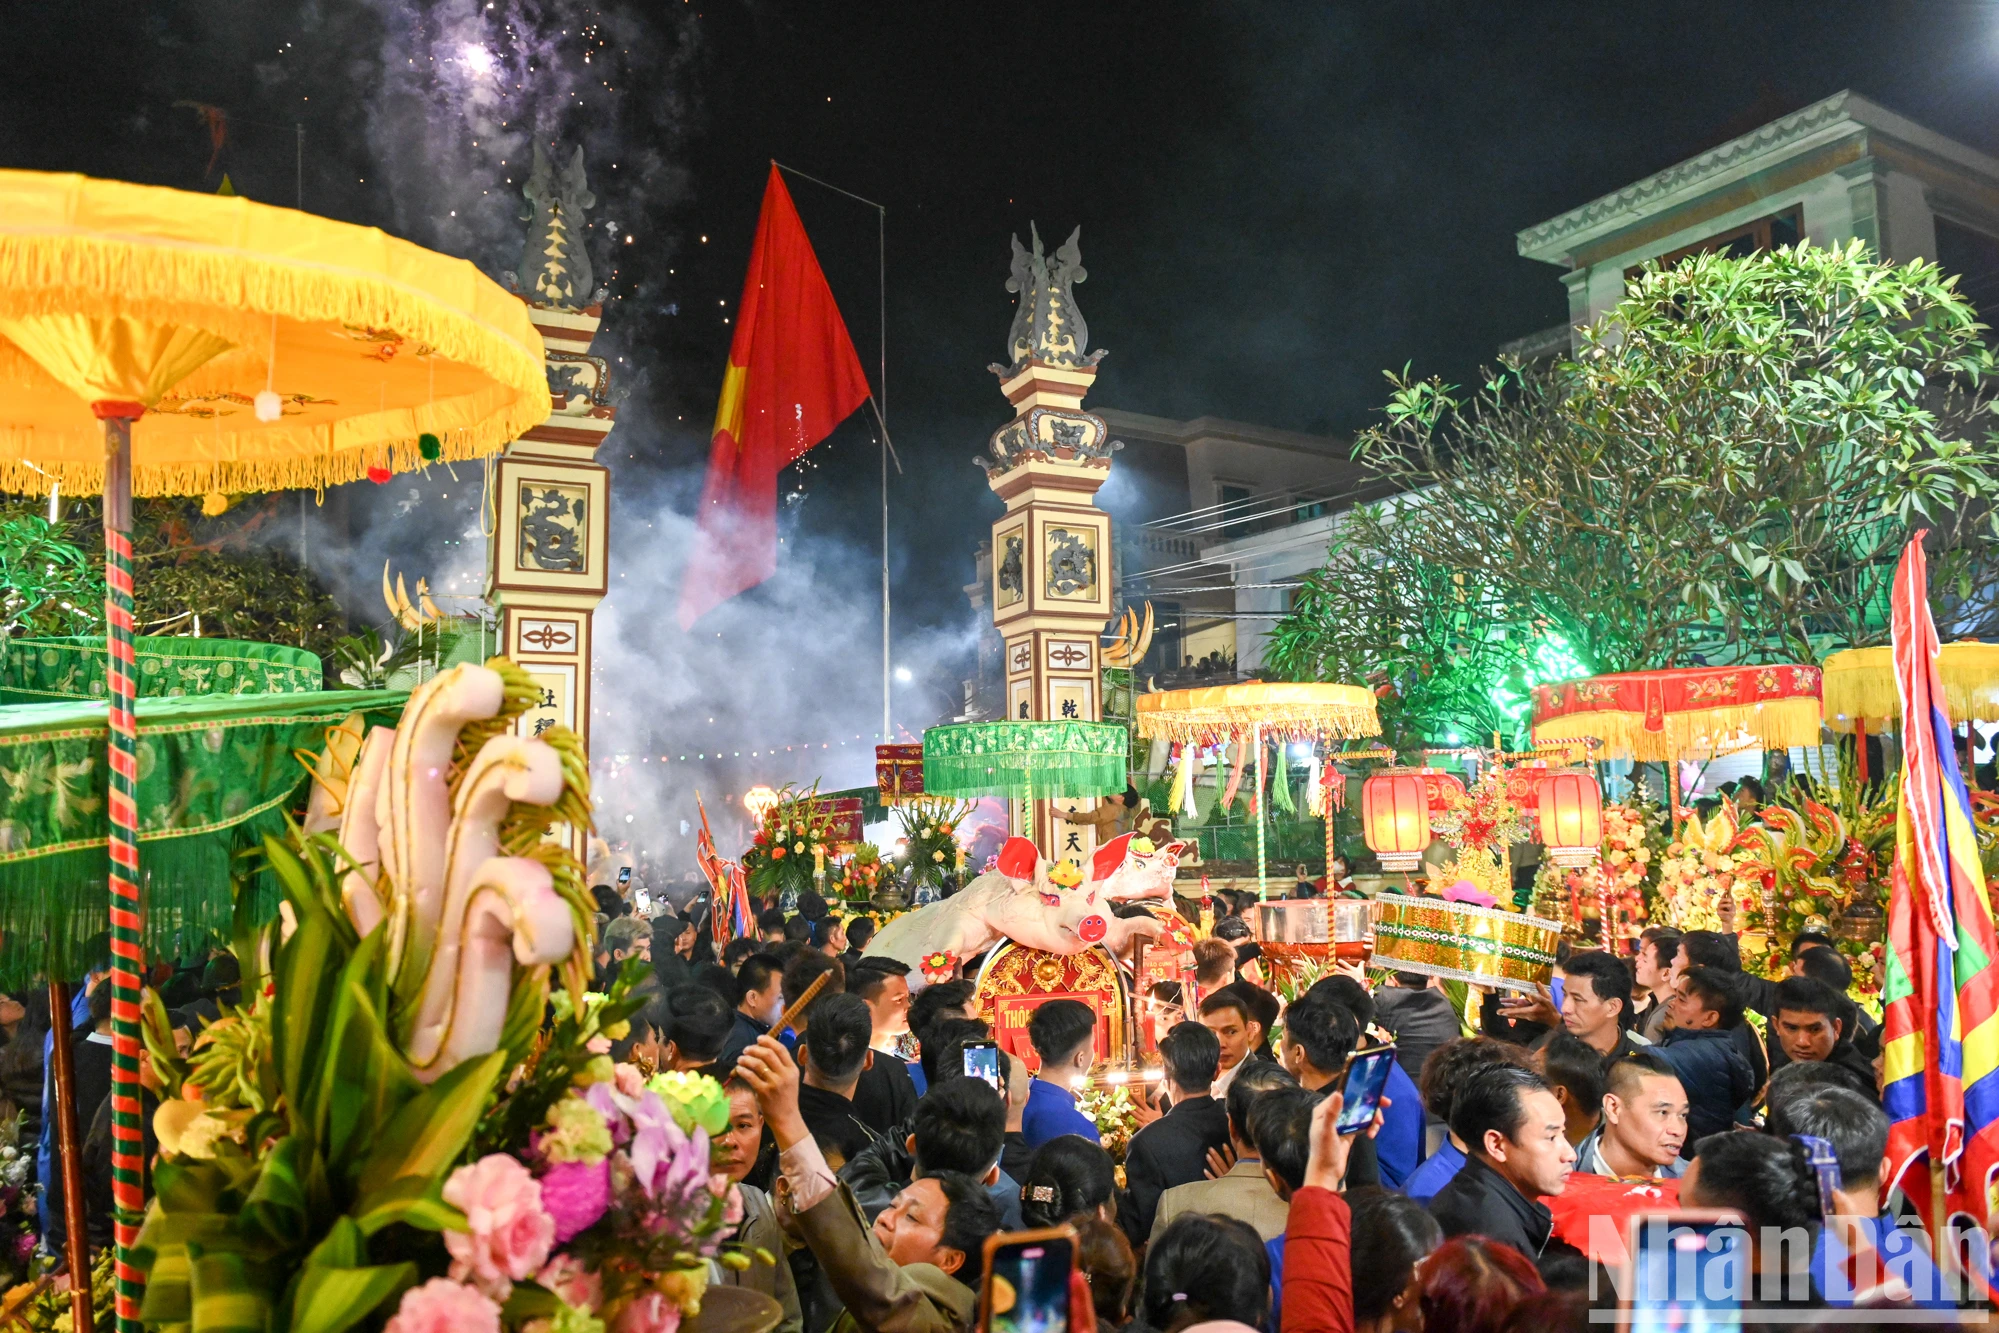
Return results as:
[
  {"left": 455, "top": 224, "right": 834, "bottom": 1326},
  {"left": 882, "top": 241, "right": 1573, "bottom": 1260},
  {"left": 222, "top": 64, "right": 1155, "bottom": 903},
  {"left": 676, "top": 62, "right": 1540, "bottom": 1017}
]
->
[
  {"left": 982, "top": 1233, "right": 1074, "bottom": 1333},
  {"left": 962, "top": 1040, "right": 1001, "bottom": 1093},
  {"left": 617, "top": 867, "right": 633, "bottom": 885},
  {"left": 1627, "top": 1216, "right": 1745, "bottom": 1333},
  {"left": 1549, "top": 975, "right": 1565, "bottom": 1011},
  {"left": 1336, "top": 1044, "right": 1398, "bottom": 1134}
]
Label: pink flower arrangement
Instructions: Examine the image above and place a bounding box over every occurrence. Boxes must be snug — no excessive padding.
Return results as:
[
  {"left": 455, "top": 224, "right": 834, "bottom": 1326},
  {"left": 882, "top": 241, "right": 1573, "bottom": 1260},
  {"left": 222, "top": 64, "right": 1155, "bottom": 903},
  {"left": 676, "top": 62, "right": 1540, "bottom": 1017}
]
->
[
  {"left": 442, "top": 1155, "right": 557, "bottom": 1299},
  {"left": 387, "top": 1278, "right": 503, "bottom": 1333},
  {"left": 412, "top": 1061, "right": 738, "bottom": 1332}
]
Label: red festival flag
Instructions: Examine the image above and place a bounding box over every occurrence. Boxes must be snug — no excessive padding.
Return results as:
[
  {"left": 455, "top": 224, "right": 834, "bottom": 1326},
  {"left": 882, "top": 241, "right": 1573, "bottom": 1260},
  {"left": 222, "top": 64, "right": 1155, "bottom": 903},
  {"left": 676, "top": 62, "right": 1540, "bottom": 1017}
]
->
[
  {"left": 1880, "top": 533, "right": 1999, "bottom": 1235},
  {"left": 676, "top": 165, "right": 870, "bottom": 628}
]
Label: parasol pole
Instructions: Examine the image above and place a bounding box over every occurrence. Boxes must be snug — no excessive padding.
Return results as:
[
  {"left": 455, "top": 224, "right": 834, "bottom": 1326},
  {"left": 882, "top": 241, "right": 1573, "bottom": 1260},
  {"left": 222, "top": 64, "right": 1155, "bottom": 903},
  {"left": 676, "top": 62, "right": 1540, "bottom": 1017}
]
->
[
  {"left": 1322, "top": 758, "right": 1335, "bottom": 893},
  {"left": 95, "top": 404, "right": 144, "bottom": 1333},
  {"left": 1254, "top": 724, "right": 1267, "bottom": 900},
  {"left": 46, "top": 979, "right": 92, "bottom": 1333},
  {"left": 1667, "top": 759, "right": 1683, "bottom": 838}
]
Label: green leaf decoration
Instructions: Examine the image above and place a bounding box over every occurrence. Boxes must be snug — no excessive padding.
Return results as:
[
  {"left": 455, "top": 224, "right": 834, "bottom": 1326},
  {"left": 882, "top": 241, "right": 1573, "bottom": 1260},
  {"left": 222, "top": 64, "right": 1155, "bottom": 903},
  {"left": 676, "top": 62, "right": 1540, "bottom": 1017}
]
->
[
  {"left": 288, "top": 1219, "right": 418, "bottom": 1333},
  {"left": 290, "top": 1261, "right": 417, "bottom": 1333},
  {"left": 187, "top": 1243, "right": 277, "bottom": 1333},
  {"left": 354, "top": 1049, "right": 504, "bottom": 1202},
  {"left": 271, "top": 890, "right": 345, "bottom": 1133},
  {"left": 321, "top": 927, "right": 422, "bottom": 1173},
  {"left": 351, "top": 1175, "right": 464, "bottom": 1237}
]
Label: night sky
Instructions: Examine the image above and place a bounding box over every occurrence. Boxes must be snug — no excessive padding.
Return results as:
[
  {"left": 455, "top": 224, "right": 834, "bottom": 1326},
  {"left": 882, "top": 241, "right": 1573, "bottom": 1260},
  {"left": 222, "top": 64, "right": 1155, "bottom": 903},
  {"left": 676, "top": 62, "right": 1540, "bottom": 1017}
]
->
[{"left": 6, "top": 2, "right": 1999, "bottom": 839}]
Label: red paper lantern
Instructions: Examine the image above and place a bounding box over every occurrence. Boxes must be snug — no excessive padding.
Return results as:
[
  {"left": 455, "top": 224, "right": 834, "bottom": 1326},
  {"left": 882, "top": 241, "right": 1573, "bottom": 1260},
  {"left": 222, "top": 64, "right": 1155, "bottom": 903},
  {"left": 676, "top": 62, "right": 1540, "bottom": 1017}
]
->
[
  {"left": 1418, "top": 767, "right": 1465, "bottom": 814},
  {"left": 1363, "top": 771, "right": 1430, "bottom": 872},
  {"left": 1539, "top": 770, "right": 1603, "bottom": 868}
]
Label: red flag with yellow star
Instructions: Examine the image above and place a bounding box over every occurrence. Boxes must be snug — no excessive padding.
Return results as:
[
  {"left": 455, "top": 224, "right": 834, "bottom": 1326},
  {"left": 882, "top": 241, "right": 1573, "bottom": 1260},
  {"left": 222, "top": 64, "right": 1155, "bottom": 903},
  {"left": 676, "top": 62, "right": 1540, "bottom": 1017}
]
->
[{"left": 677, "top": 165, "right": 870, "bottom": 628}]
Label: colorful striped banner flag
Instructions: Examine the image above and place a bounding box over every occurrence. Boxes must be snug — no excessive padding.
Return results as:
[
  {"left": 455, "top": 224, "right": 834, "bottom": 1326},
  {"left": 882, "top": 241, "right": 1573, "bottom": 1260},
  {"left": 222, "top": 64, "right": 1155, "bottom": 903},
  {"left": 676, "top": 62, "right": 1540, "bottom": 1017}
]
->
[{"left": 1881, "top": 534, "right": 1999, "bottom": 1231}]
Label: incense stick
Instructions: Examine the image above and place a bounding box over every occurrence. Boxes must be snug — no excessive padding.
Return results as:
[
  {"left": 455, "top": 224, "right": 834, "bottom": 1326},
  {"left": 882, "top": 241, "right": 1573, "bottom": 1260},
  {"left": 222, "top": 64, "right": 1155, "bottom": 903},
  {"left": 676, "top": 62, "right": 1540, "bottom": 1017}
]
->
[{"left": 775, "top": 969, "right": 833, "bottom": 1036}]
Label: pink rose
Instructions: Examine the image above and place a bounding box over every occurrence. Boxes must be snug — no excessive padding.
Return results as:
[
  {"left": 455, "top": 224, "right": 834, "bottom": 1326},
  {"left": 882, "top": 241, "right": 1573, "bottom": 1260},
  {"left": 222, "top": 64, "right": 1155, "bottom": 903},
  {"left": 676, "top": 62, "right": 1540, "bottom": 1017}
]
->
[
  {"left": 614, "top": 1063, "right": 647, "bottom": 1099},
  {"left": 616, "top": 1290, "right": 682, "bottom": 1333},
  {"left": 538, "top": 1255, "right": 604, "bottom": 1313},
  {"left": 540, "top": 1158, "right": 613, "bottom": 1243},
  {"left": 386, "top": 1279, "right": 501, "bottom": 1333},
  {"left": 442, "top": 1154, "right": 556, "bottom": 1299}
]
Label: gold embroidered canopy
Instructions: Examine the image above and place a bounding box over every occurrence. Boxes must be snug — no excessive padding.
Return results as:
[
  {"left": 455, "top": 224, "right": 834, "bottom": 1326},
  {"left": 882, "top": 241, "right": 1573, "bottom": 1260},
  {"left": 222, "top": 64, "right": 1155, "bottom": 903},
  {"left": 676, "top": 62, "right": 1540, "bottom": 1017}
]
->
[{"left": 1531, "top": 664, "right": 1823, "bottom": 762}]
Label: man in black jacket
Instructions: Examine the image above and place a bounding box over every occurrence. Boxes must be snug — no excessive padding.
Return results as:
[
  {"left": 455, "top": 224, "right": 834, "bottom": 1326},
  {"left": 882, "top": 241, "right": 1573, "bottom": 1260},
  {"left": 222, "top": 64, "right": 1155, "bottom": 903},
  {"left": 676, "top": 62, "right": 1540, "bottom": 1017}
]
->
[
  {"left": 794, "top": 993, "right": 880, "bottom": 1171},
  {"left": 1120, "top": 1020, "right": 1229, "bottom": 1249},
  {"left": 720, "top": 952, "right": 785, "bottom": 1067},
  {"left": 1374, "top": 971, "right": 1460, "bottom": 1084},
  {"left": 1767, "top": 975, "right": 1878, "bottom": 1091},
  {"left": 1427, "top": 1064, "right": 1577, "bottom": 1259},
  {"left": 1676, "top": 930, "right": 1767, "bottom": 1088}
]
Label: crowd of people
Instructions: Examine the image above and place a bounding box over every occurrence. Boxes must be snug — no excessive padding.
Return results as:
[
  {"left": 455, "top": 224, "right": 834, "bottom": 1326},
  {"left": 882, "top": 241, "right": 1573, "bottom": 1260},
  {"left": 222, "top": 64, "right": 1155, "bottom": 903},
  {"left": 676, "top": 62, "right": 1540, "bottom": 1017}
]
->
[
  {"left": 577, "top": 876, "right": 1967, "bottom": 1333},
  {"left": 18, "top": 873, "right": 1957, "bottom": 1326}
]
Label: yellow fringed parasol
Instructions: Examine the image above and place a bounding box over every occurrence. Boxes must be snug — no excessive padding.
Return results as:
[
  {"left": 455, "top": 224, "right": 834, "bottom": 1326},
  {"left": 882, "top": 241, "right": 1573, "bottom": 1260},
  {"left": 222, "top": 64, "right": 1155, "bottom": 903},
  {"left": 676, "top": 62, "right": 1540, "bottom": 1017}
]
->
[
  {"left": 1135, "top": 680, "right": 1380, "bottom": 899},
  {"left": 0, "top": 169, "right": 549, "bottom": 1333},
  {"left": 1133, "top": 680, "right": 1380, "bottom": 743},
  {"left": 0, "top": 170, "right": 548, "bottom": 495},
  {"left": 1821, "top": 642, "right": 1999, "bottom": 732}
]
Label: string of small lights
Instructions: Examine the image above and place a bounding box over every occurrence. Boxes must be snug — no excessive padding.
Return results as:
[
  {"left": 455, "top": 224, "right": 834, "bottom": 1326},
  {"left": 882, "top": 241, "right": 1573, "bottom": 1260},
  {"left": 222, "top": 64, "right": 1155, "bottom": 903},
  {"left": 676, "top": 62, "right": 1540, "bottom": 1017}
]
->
[{"left": 596, "top": 731, "right": 887, "bottom": 766}]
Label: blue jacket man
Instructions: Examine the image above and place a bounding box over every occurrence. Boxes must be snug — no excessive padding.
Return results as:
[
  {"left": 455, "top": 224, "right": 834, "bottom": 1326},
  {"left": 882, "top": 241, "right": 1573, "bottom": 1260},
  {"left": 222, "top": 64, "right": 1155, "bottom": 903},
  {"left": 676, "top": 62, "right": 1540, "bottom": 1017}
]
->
[
  {"left": 1020, "top": 999, "right": 1103, "bottom": 1147},
  {"left": 1656, "top": 967, "right": 1755, "bottom": 1141}
]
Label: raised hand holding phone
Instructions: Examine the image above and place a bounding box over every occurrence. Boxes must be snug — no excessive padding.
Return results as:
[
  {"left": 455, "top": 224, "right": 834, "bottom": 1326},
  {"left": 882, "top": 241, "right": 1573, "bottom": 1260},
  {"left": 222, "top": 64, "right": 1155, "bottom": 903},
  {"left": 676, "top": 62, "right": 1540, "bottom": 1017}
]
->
[
  {"left": 979, "top": 1226, "right": 1085, "bottom": 1333},
  {"left": 1303, "top": 1083, "right": 1391, "bottom": 1192},
  {"left": 962, "top": 1040, "right": 1002, "bottom": 1093},
  {"left": 1335, "top": 1043, "right": 1397, "bottom": 1135}
]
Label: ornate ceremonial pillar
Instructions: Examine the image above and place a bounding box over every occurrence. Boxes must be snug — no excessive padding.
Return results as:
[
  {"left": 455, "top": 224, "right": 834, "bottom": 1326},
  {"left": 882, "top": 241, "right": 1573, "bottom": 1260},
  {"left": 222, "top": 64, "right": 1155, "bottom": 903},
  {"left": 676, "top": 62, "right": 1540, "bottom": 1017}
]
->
[
  {"left": 487, "top": 144, "right": 614, "bottom": 859},
  {"left": 979, "top": 225, "right": 1120, "bottom": 871}
]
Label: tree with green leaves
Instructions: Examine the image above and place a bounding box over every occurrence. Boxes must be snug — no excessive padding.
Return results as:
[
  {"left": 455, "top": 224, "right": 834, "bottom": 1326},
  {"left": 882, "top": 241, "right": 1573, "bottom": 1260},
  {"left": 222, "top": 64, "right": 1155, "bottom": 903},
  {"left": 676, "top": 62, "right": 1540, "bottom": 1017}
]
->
[
  {"left": 0, "top": 493, "right": 349, "bottom": 668},
  {"left": 1267, "top": 241, "right": 1999, "bottom": 739}
]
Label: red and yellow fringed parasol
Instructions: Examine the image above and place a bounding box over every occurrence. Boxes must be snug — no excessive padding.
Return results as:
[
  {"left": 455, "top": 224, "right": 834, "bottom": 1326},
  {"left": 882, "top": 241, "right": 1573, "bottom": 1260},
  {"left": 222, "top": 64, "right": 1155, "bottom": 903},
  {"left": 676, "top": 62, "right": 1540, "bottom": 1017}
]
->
[
  {"left": 1530, "top": 664, "right": 1824, "bottom": 763},
  {"left": 1821, "top": 642, "right": 1999, "bottom": 732}
]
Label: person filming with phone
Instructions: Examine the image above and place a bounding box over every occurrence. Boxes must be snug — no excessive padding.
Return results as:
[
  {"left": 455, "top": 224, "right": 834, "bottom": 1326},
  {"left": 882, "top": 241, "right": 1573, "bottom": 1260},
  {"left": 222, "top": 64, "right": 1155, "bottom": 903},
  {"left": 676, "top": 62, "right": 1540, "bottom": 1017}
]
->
[
  {"left": 1275, "top": 988, "right": 1384, "bottom": 1188},
  {"left": 736, "top": 1032, "right": 1002, "bottom": 1333}
]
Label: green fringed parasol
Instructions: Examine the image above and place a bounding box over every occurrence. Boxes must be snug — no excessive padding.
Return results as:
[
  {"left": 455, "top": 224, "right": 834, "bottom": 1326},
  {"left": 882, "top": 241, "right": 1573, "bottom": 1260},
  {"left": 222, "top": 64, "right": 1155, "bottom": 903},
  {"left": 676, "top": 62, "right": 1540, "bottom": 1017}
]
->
[
  {"left": 0, "top": 635, "right": 323, "bottom": 704},
  {"left": 0, "top": 687, "right": 405, "bottom": 987},
  {"left": 922, "top": 720, "right": 1129, "bottom": 800}
]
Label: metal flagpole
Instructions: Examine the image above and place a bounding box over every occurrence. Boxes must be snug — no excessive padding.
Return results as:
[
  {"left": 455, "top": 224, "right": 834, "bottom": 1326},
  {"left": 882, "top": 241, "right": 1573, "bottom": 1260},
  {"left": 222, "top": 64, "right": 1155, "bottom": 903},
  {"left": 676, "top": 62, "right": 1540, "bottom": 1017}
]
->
[
  {"left": 769, "top": 161, "right": 893, "bottom": 743},
  {"left": 878, "top": 202, "right": 888, "bottom": 744}
]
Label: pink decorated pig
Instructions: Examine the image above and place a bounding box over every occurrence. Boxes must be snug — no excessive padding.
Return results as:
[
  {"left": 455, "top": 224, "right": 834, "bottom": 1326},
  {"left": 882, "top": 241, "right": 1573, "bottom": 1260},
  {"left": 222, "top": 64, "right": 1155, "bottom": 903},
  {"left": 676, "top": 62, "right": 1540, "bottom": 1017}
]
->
[{"left": 865, "top": 833, "right": 1187, "bottom": 977}]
